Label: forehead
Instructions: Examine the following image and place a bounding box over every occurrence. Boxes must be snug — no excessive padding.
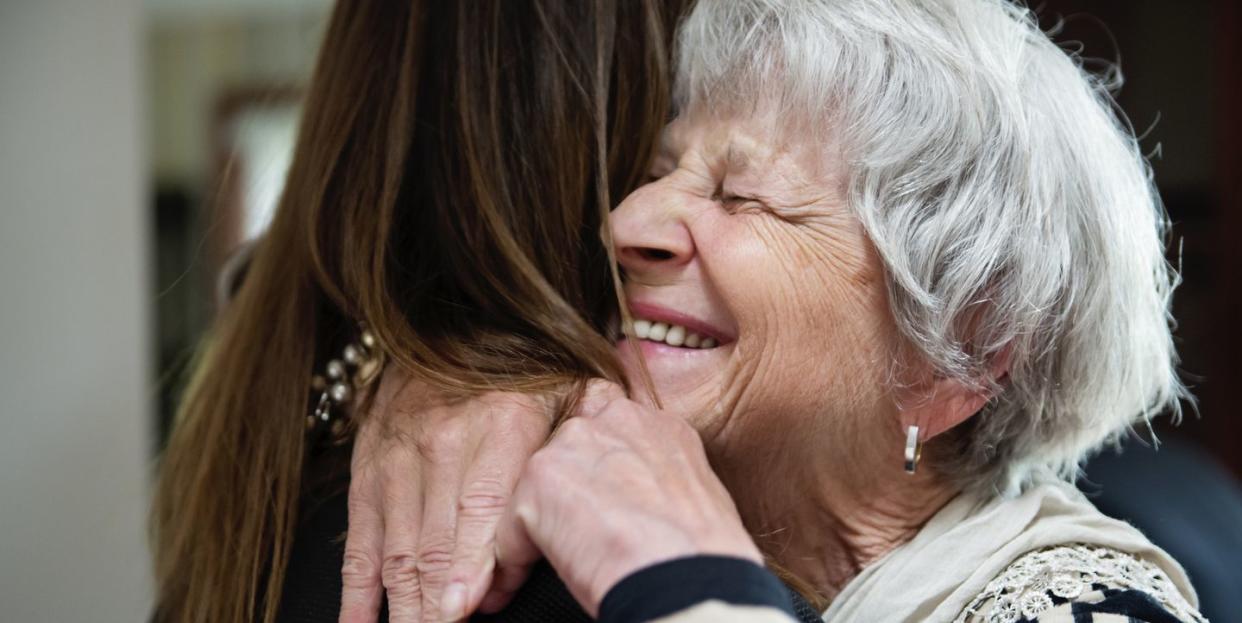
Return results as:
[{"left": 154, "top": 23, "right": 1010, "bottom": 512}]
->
[
  {"left": 660, "top": 112, "right": 844, "bottom": 190},
  {"left": 661, "top": 113, "right": 771, "bottom": 161}
]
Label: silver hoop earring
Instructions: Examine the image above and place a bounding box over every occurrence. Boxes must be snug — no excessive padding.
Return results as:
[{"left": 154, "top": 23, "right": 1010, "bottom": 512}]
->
[{"left": 904, "top": 425, "right": 923, "bottom": 474}]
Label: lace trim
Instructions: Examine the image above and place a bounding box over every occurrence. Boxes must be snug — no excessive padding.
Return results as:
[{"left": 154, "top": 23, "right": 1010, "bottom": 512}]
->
[{"left": 955, "top": 543, "right": 1207, "bottom": 623}]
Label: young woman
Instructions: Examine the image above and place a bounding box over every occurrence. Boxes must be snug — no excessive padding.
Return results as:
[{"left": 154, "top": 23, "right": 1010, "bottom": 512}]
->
[{"left": 150, "top": 2, "right": 688, "bottom": 622}]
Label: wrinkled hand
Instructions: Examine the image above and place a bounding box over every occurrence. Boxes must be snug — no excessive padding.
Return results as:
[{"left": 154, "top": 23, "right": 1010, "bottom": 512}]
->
[
  {"left": 491, "top": 381, "right": 762, "bottom": 618},
  {"left": 339, "top": 368, "right": 551, "bottom": 623}
]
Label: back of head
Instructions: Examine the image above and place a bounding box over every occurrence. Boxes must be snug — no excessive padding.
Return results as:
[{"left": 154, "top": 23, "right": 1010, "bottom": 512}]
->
[{"left": 152, "top": 2, "right": 685, "bottom": 621}]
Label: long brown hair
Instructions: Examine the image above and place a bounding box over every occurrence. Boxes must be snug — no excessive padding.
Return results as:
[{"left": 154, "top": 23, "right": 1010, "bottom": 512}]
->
[{"left": 152, "top": 2, "right": 683, "bottom": 621}]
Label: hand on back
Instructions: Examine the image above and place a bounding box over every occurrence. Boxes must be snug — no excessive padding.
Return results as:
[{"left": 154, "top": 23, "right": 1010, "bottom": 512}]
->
[
  {"left": 340, "top": 374, "right": 759, "bottom": 622},
  {"left": 338, "top": 368, "right": 551, "bottom": 623}
]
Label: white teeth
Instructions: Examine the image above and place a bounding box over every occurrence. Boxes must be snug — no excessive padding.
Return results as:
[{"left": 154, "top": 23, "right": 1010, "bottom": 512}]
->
[
  {"left": 665, "top": 325, "right": 686, "bottom": 346},
  {"left": 633, "top": 319, "right": 651, "bottom": 339},
  {"left": 647, "top": 322, "right": 669, "bottom": 341},
  {"left": 629, "top": 317, "right": 721, "bottom": 349}
]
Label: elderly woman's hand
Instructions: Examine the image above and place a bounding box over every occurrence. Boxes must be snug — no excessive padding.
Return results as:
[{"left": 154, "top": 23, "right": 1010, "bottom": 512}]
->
[
  {"left": 474, "top": 381, "right": 763, "bottom": 620},
  {"left": 339, "top": 369, "right": 551, "bottom": 623}
]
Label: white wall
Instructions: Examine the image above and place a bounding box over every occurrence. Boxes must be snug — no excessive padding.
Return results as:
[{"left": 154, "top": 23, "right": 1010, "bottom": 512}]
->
[{"left": 0, "top": 0, "right": 154, "bottom": 621}]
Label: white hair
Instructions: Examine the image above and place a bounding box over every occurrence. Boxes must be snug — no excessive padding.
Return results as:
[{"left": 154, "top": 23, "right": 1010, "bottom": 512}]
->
[{"left": 676, "top": 0, "right": 1187, "bottom": 495}]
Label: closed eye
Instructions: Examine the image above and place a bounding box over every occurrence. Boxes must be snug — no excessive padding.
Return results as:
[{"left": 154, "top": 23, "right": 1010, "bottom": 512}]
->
[
  {"left": 717, "top": 191, "right": 764, "bottom": 214},
  {"left": 719, "top": 193, "right": 806, "bottom": 224}
]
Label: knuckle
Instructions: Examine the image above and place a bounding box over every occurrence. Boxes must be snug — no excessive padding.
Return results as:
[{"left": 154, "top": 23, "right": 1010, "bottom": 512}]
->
[
  {"left": 458, "top": 478, "right": 511, "bottom": 519},
  {"left": 582, "top": 379, "right": 625, "bottom": 406},
  {"left": 415, "top": 532, "right": 456, "bottom": 576},
  {"left": 413, "top": 425, "right": 465, "bottom": 463},
  {"left": 380, "top": 551, "right": 422, "bottom": 592},
  {"left": 556, "top": 416, "right": 591, "bottom": 440},
  {"left": 341, "top": 548, "right": 380, "bottom": 588},
  {"left": 581, "top": 386, "right": 628, "bottom": 419},
  {"left": 510, "top": 496, "right": 541, "bottom": 527}
]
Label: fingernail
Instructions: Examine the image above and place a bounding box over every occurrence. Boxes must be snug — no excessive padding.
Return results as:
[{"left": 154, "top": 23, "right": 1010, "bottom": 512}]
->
[{"left": 440, "top": 582, "right": 468, "bottom": 622}]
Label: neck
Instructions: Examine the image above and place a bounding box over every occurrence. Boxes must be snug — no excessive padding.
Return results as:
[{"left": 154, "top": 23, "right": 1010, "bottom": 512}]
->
[{"left": 711, "top": 434, "right": 959, "bottom": 604}]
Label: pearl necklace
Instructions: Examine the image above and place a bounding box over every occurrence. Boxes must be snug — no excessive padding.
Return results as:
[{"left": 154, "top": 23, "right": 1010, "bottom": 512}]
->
[{"left": 307, "top": 325, "right": 383, "bottom": 437}]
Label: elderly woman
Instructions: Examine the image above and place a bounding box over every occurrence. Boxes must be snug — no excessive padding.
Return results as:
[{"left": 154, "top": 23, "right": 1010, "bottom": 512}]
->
[{"left": 343, "top": 1, "right": 1207, "bottom": 622}]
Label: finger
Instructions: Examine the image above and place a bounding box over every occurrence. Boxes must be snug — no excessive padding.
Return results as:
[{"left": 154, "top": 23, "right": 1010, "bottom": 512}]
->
[
  {"left": 379, "top": 447, "right": 425, "bottom": 623},
  {"left": 412, "top": 431, "right": 465, "bottom": 622},
  {"left": 473, "top": 553, "right": 532, "bottom": 615},
  {"left": 340, "top": 422, "right": 386, "bottom": 623},
  {"left": 439, "top": 427, "right": 542, "bottom": 621}
]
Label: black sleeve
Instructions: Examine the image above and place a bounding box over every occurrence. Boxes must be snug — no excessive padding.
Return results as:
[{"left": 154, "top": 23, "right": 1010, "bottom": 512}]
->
[{"left": 597, "top": 556, "right": 797, "bottom": 623}]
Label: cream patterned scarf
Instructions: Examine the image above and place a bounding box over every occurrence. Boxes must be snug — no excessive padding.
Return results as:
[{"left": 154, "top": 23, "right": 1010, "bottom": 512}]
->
[{"left": 821, "top": 481, "right": 1202, "bottom": 622}]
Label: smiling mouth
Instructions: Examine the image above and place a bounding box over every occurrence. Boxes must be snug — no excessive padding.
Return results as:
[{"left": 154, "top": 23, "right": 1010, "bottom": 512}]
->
[
  {"left": 611, "top": 301, "right": 733, "bottom": 351},
  {"left": 627, "top": 318, "right": 718, "bottom": 349}
]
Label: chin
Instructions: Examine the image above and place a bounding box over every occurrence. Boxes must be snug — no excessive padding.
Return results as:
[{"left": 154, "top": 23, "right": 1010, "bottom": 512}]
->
[{"left": 615, "top": 337, "right": 727, "bottom": 429}]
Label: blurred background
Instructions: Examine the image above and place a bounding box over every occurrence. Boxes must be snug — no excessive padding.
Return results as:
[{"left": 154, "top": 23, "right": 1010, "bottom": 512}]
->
[{"left": 0, "top": 0, "right": 1237, "bottom": 621}]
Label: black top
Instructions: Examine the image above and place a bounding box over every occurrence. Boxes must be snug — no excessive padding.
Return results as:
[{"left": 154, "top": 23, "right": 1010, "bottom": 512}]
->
[{"left": 275, "top": 442, "right": 821, "bottom": 623}]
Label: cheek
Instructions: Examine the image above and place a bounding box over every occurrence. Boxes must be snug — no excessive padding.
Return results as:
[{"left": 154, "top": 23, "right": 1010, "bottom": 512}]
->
[{"left": 704, "top": 214, "right": 896, "bottom": 421}]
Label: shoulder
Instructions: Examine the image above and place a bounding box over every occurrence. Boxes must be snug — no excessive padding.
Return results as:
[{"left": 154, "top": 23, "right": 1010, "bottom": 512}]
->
[{"left": 957, "top": 544, "right": 1207, "bottom": 623}]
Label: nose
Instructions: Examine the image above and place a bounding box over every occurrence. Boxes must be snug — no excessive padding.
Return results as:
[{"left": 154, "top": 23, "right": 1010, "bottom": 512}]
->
[{"left": 610, "top": 182, "right": 695, "bottom": 278}]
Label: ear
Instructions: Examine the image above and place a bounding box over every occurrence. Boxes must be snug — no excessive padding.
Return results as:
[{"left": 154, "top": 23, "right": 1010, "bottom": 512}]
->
[
  {"left": 900, "top": 345, "right": 1012, "bottom": 440},
  {"left": 899, "top": 379, "right": 992, "bottom": 439}
]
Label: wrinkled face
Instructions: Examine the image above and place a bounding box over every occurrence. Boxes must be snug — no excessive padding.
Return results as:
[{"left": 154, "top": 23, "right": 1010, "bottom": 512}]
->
[{"left": 612, "top": 111, "right": 902, "bottom": 464}]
